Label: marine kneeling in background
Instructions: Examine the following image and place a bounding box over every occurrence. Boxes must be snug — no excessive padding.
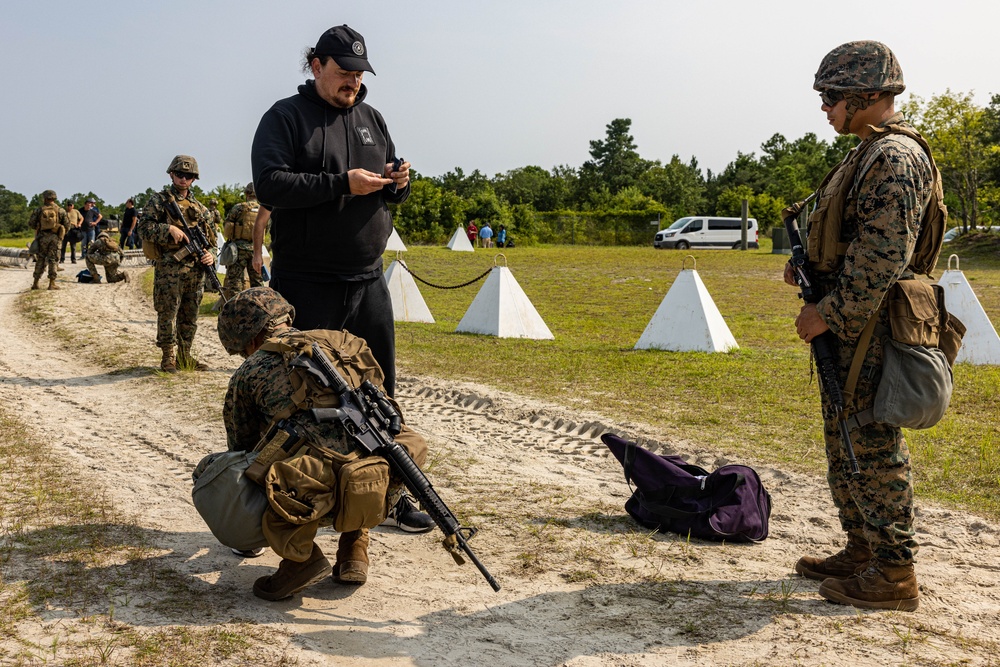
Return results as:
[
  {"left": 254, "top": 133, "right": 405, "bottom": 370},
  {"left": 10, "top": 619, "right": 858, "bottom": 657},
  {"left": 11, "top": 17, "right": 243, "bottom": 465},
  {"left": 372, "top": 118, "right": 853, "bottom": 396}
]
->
[
  {"left": 84, "top": 230, "right": 128, "bottom": 284},
  {"left": 217, "top": 288, "right": 433, "bottom": 601}
]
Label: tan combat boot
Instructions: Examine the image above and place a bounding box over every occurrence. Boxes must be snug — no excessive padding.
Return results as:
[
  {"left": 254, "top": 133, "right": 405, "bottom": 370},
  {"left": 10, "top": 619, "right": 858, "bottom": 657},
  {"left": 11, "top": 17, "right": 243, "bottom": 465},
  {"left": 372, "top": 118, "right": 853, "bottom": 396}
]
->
[
  {"left": 160, "top": 346, "right": 177, "bottom": 373},
  {"left": 48, "top": 278, "right": 60, "bottom": 290},
  {"left": 818, "top": 559, "right": 919, "bottom": 612},
  {"left": 795, "top": 533, "right": 873, "bottom": 581},
  {"left": 334, "top": 529, "right": 370, "bottom": 585},
  {"left": 252, "top": 543, "right": 331, "bottom": 601},
  {"left": 177, "top": 345, "right": 208, "bottom": 371},
  {"left": 31, "top": 277, "right": 40, "bottom": 290}
]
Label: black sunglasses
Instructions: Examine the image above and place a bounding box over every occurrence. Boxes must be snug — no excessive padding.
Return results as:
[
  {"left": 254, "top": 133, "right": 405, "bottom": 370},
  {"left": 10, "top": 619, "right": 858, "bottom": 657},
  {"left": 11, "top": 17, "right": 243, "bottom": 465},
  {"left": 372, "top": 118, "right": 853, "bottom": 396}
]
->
[
  {"left": 174, "top": 172, "right": 197, "bottom": 180},
  {"left": 819, "top": 90, "right": 845, "bottom": 107}
]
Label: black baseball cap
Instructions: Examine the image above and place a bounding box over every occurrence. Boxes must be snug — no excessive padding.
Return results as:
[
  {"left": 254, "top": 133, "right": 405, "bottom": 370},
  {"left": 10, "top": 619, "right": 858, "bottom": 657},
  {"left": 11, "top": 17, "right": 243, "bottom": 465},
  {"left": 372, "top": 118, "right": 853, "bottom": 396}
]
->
[{"left": 314, "top": 25, "right": 375, "bottom": 74}]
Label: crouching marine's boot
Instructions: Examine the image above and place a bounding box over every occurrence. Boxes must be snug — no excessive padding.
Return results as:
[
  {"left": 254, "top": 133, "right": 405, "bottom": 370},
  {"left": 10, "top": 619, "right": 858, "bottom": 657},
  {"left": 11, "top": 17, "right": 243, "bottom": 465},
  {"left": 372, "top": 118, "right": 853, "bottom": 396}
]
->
[
  {"left": 818, "top": 559, "right": 919, "bottom": 612},
  {"left": 334, "top": 529, "right": 370, "bottom": 585},
  {"left": 253, "top": 543, "right": 331, "bottom": 601},
  {"left": 48, "top": 278, "right": 60, "bottom": 290},
  {"left": 160, "top": 346, "right": 177, "bottom": 373},
  {"left": 795, "top": 533, "right": 873, "bottom": 581},
  {"left": 31, "top": 277, "right": 40, "bottom": 290}
]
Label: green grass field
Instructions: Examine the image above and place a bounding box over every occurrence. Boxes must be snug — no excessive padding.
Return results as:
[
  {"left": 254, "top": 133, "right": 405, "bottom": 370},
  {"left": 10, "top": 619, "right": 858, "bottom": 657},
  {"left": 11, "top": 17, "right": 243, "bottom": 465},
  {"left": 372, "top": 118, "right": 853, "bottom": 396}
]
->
[{"left": 387, "top": 237, "right": 1000, "bottom": 517}]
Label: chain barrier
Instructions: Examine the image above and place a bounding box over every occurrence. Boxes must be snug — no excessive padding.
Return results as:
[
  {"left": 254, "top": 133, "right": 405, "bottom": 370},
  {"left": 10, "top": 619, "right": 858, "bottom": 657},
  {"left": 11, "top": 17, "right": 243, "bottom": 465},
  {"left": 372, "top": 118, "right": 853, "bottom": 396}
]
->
[{"left": 394, "top": 253, "right": 509, "bottom": 290}]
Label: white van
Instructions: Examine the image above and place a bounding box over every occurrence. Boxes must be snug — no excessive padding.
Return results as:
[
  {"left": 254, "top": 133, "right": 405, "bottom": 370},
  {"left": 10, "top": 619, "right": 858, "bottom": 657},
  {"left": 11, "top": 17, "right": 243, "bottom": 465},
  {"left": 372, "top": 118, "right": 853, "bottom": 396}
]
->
[{"left": 653, "top": 216, "right": 759, "bottom": 250}]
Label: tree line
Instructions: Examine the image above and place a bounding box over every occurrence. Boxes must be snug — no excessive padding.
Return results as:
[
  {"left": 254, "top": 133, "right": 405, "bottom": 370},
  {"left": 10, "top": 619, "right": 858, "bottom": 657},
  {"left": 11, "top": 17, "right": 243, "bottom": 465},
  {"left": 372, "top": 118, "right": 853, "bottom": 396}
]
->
[{"left": 2, "top": 90, "right": 997, "bottom": 243}]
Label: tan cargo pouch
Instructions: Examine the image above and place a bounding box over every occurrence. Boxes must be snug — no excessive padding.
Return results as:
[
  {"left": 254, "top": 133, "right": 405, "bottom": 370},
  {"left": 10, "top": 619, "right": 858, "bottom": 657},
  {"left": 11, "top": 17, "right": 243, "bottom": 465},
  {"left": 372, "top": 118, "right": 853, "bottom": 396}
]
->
[
  {"left": 333, "top": 455, "right": 390, "bottom": 532},
  {"left": 888, "top": 280, "right": 941, "bottom": 348},
  {"left": 261, "top": 449, "right": 336, "bottom": 561}
]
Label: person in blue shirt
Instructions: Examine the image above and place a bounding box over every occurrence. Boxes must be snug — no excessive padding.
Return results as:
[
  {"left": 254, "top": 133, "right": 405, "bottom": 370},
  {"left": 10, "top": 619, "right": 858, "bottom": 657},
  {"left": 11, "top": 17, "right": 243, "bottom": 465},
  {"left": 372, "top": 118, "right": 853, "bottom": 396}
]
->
[{"left": 479, "top": 222, "right": 494, "bottom": 248}]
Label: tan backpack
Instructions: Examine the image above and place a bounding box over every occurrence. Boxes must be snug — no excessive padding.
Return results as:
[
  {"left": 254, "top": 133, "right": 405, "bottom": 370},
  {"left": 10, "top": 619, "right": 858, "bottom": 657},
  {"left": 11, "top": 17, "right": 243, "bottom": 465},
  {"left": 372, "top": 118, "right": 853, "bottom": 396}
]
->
[
  {"left": 38, "top": 204, "right": 61, "bottom": 232},
  {"left": 223, "top": 201, "right": 258, "bottom": 242}
]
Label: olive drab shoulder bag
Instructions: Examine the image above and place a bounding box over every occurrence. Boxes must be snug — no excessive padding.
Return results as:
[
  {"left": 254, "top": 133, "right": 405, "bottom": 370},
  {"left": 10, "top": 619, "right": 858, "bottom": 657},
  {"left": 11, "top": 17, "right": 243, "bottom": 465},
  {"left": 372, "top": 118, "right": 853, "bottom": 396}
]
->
[
  {"left": 844, "top": 280, "right": 966, "bottom": 431},
  {"left": 191, "top": 450, "right": 269, "bottom": 552}
]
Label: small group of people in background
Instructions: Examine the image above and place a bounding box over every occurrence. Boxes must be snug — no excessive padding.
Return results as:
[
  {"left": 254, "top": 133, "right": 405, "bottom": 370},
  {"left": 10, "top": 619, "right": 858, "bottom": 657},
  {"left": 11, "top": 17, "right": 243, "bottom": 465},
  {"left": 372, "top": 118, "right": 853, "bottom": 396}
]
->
[
  {"left": 466, "top": 221, "right": 511, "bottom": 249},
  {"left": 28, "top": 191, "right": 128, "bottom": 289}
]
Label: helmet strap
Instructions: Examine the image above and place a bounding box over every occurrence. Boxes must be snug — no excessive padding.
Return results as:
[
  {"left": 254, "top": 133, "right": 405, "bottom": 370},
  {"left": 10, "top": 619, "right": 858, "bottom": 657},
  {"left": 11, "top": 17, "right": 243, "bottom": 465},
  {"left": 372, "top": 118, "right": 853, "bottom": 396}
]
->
[{"left": 840, "top": 92, "right": 891, "bottom": 134}]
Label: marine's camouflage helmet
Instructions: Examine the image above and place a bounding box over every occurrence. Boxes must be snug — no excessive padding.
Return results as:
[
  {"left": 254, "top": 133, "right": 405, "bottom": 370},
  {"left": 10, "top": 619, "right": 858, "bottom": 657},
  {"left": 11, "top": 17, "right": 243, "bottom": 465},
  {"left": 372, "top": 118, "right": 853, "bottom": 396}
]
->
[
  {"left": 42, "top": 189, "right": 57, "bottom": 201},
  {"left": 166, "top": 154, "right": 200, "bottom": 178},
  {"left": 814, "top": 40, "right": 905, "bottom": 95},
  {"left": 217, "top": 287, "right": 295, "bottom": 355},
  {"left": 244, "top": 182, "right": 255, "bottom": 198}
]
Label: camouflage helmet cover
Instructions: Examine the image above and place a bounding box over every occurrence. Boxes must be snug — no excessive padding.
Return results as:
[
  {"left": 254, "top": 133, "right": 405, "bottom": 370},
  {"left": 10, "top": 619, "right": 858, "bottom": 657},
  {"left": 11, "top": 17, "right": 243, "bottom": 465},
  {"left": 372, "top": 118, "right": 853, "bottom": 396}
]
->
[
  {"left": 244, "top": 182, "right": 255, "bottom": 198},
  {"left": 42, "top": 189, "right": 57, "bottom": 201},
  {"left": 814, "top": 40, "right": 905, "bottom": 95},
  {"left": 166, "top": 154, "right": 200, "bottom": 177},
  {"left": 217, "top": 287, "right": 295, "bottom": 355}
]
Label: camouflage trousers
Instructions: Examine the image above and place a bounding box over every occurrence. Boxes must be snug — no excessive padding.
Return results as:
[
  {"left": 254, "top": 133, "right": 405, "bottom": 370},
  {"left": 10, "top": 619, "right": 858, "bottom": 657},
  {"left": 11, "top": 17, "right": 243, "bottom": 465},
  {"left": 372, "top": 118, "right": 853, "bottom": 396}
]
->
[
  {"left": 85, "top": 251, "right": 126, "bottom": 283},
  {"left": 821, "top": 320, "right": 917, "bottom": 565},
  {"left": 222, "top": 241, "right": 264, "bottom": 301},
  {"left": 32, "top": 232, "right": 62, "bottom": 280},
  {"left": 153, "top": 260, "right": 204, "bottom": 349}
]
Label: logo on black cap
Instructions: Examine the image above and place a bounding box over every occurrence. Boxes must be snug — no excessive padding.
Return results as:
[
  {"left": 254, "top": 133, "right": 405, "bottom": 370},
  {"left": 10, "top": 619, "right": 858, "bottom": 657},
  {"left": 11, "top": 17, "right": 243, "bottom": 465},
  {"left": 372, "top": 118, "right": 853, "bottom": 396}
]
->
[{"left": 352, "top": 41, "right": 364, "bottom": 56}]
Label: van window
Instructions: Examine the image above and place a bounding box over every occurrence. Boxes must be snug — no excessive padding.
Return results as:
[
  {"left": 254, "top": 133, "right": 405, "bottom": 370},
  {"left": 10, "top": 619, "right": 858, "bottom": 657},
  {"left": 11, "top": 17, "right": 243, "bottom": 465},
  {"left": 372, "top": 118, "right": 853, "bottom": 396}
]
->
[
  {"left": 667, "top": 217, "right": 693, "bottom": 230},
  {"left": 685, "top": 220, "right": 703, "bottom": 233},
  {"left": 708, "top": 219, "right": 741, "bottom": 231}
]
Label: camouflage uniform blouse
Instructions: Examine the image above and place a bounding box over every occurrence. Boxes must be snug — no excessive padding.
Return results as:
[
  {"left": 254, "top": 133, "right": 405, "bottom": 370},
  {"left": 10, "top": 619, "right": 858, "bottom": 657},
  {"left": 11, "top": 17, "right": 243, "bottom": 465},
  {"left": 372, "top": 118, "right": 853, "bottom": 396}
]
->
[
  {"left": 138, "top": 185, "right": 216, "bottom": 265},
  {"left": 815, "top": 113, "right": 934, "bottom": 342},
  {"left": 222, "top": 328, "right": 351, "bottom": 455}
]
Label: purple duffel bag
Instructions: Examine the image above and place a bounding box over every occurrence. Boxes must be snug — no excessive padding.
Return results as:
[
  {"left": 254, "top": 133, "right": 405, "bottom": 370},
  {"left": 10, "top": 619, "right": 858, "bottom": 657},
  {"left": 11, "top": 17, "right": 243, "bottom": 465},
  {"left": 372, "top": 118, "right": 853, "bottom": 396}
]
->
[{"left": 602, "top": 433, "right": 771, "bottom": 543}]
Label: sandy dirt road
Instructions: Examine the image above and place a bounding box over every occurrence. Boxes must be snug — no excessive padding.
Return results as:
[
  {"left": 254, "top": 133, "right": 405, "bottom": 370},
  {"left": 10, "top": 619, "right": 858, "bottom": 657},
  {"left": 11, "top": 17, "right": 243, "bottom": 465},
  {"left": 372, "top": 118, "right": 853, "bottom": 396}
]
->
[{"left": 0, "top": 264, "right": 998, "bottom": 666}]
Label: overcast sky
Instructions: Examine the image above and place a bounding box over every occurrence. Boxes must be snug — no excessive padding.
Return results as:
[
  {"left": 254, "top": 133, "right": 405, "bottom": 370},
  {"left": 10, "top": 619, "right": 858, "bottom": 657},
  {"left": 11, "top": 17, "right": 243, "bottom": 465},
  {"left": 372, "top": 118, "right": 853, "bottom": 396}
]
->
[{"left": 2, "top": 0, "right": 997, "bottom": 204}]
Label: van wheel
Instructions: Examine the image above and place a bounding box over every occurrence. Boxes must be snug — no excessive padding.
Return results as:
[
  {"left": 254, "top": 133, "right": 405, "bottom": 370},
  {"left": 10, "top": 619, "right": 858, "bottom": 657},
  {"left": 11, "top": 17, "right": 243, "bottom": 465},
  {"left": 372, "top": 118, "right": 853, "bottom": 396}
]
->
[
  {"left": 675, "top": 241, "right": 690, "bottom": 250},
  {"left": 732, "top": 241, "right": 742, "bottom": 250}
]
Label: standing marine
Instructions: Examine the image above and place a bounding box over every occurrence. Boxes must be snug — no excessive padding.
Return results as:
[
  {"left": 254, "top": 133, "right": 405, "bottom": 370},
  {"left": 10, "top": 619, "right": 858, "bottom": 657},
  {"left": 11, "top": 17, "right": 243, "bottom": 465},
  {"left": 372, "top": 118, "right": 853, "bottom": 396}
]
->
[
  {"left": 138, "top": 155, "right": 217, "bottom": 372},
  {"left": 28, "top": 189, "right": 68, "bottom": 290},
  {"left": 221, "top": 182, "right": 265, "bottom": 301},
  {"left": 786, "top": 41, "right": 941, "bottom": 612}
]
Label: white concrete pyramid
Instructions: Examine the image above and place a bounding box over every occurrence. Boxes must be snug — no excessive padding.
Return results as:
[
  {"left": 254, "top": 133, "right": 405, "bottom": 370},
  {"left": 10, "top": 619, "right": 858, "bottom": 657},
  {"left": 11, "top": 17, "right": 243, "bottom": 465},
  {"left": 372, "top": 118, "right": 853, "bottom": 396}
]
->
[
  {"left": 385, "top": 227, "right": 406, "bottom": 252},
  {"left": 635, "top": 265, "right": 738, "bottom": 352},
  {"left": 447, "top": 226, "right": 475, "bottom": 252},
  {"left": 384, "top": 259, "right": 434, "bottom": 323},
  {"left": 456, "top": 266, "right": 553, "bottom": 339},
  {"left": 216, "top": 231, "right": 226, "bottom": 275},
  {"left": 937, "top": 255, "right": 1000, "bottom": 365}
]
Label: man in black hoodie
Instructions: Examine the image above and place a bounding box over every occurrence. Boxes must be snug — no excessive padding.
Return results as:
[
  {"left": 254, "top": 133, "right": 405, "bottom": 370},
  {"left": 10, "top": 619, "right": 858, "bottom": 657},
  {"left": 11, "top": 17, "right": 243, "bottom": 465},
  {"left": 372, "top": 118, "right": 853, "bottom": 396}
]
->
[
  {"left": 252, "top": 24, "right": 409, "bottom": 398},
  {"left": 252, "top": 25, "right": 432, "bottom": 535}
]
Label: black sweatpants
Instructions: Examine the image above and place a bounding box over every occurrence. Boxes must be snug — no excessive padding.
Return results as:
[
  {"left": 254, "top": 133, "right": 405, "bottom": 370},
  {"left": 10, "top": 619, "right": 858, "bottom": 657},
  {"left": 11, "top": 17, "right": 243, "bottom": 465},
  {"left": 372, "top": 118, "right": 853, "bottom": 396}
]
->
[{"left": 270, "top": 273, "right": 397, "bottom": 397}]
